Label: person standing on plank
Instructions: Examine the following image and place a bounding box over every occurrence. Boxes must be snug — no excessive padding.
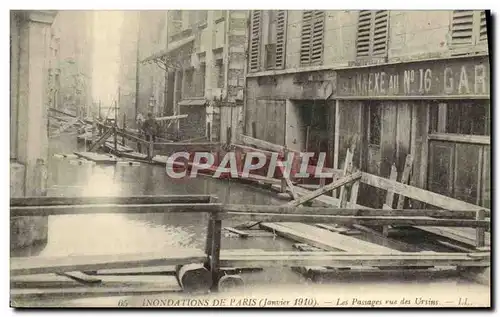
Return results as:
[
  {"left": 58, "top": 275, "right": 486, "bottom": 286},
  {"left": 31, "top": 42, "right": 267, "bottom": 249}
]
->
[{"left": 142, "top": 112, "right": 158, "bottom": 159}]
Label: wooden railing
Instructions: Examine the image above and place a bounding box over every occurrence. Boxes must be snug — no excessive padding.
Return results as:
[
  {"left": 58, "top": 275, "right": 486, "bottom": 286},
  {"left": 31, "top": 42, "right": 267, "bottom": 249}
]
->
[{"left": 10, "top": 194, "right": 490, "bottom": 294}]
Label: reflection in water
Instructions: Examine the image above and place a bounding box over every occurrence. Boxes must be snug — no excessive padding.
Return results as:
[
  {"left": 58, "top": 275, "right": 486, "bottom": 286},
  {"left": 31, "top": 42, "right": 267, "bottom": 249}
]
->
[{"left": 33, "top": 136, "right": 286, "bottom": 258}]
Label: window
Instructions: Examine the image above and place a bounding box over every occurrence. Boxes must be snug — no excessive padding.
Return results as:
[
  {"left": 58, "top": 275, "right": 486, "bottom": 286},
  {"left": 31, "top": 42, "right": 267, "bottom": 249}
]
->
[
  {"left": 248, "top": 10, "right": 262, "bottom": 72},
  {"left": 265, "top": 44, "right": 276, "bottom": 69},
  {"left": 215, "top": 59, "right": 224, "bottom": 89},
  {"left": 193, "top": 63, "right": 206, "bottom": 97},
  {"left": 300, "top": 10, "right": 324, "bottom": 66},
  {"left": 429, "top": 102, "right": 490, "bottom": 136},
  {"left": 356, "top": 10, "right": 389, "bottom": 58},
  {"left": 183, "top": 68, "right": 194, "bottom": 98},
  {"left": 451, "top": 10, "right": 488, "bottom": 47},
  {"left": 368, "top": 103, "right": 381, "bottom": 146}
]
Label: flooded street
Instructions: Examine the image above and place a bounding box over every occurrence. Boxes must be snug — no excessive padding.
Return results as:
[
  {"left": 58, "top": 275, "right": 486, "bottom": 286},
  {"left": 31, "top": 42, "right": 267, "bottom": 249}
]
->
[{"left": 11, "top": 134, "right": 490, "bottom": 307}]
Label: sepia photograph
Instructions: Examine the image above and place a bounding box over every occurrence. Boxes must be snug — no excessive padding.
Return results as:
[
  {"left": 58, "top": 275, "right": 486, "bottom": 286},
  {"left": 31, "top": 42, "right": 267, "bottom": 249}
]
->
[{"left": 8, "top": 6, "right": 492, "bottom": 309}]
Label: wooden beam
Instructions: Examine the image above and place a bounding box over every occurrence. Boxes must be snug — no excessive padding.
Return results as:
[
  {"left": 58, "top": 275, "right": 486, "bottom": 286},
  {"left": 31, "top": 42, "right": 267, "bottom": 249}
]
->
[
  {"left": 220, "top": 212, "right": 489, "bottom": 228},
  {"left": 396, "top": 154, "right": 414, "bottom": 209},
  {"left": 360, "top": 172, "right": 490, "bottom": 216},
  {"left": 339, "top": 148, "right": 355, "bottom": 208},
  {"left": 155, "top": 114, "right": 188, "bottom": 121},
  {"left": 428, "top": 133, "right": 490, "bottom": 145},
  {"left": 286, "top": 171, "right": 362, "bottom": 207},
  {"left": 11, "top": 195, "right": 214, "bottom": 207},
  {"left": 10, "top": 203, "right": 222, "bottom": 217},
  {"left": 11, "top": 251, "right": 207, "bottom": 276},
  {"left": 223, "top": 205, "right": 480, "bottom": 219},
  {"left": 210, "top": 216, "right": 222, "bottom": 291},
  {"left": 88, "top": 128, "right": 113, "bottom": 152},
  {"left": 239, "top": 134, "right": 285, "bottom": 152},
  {"left": 218, "top": 251, "right": 490, "bottom": 268},
  {"left": 385, "top": 164, "right": 398, "bottom": 207}
]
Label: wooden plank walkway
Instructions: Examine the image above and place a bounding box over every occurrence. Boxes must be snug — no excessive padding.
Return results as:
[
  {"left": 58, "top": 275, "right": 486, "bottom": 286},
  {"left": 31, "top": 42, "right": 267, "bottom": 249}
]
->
[{"left": 260, "top": 222, "right": 395, "bottom": 253}]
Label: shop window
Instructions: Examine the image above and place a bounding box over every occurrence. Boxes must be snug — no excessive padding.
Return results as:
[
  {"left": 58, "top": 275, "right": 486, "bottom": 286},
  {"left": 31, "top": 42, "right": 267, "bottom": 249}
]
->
[{"left": 429, "top": 101, "right": 490, "bottom": 136}]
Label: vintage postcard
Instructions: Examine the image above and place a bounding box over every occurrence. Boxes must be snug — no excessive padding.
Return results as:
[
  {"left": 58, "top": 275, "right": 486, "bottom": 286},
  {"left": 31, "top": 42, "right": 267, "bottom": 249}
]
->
[{"left": 9, "top": 8, "right": 491, "bottom": 308}]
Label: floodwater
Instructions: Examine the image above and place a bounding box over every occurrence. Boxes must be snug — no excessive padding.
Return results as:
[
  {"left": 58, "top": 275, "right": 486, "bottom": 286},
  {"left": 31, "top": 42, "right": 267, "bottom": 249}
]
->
[{"left": 11, "top": 134, "right": 490, "bottom": 307}]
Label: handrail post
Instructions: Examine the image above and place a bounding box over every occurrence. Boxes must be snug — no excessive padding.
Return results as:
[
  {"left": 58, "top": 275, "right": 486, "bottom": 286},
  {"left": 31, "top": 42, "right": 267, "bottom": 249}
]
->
[{"left": 476, "top": 209, "right": 485, "bottom": 248}]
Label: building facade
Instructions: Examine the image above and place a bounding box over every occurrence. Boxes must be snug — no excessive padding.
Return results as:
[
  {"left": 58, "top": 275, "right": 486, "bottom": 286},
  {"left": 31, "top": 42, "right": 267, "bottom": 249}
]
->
[
  {"left": 244, "top": 10, "right": 490, "bottom": 208},
  {"left": 141, "top": 10, "right": 248, "bottom": 142},
  {"left": 50, "top": 11, "right": 94, "bottom": 117}
]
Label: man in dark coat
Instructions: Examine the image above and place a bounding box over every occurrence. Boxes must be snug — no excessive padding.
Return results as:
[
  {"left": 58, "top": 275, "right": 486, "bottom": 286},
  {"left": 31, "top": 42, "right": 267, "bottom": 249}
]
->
[{"left": 142, "top": 112, "right": 158, "bottom": 159}]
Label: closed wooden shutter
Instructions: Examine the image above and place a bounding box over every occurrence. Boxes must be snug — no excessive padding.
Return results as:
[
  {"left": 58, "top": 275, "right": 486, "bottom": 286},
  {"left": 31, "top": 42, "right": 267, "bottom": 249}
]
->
[
  {"left": 275, "top": 10, "right": 287, "bottom": 69},
  {"left": 249, "top": 10, "right": 262, "bottom": 72},
  {"left": 356, "top": 11, "right": 372, "bottom": 57},
  {"left": 451, "top": 10, "right": 474, "bottom": 46},
  {"left": 372, "top": 11, "right": 389, "bottom": 56},
  {"left": 300, "top": 10, "right": 324, "bottom": 66},
  {"left": 479, "top": 10, "right": 488, "bottom": 42},
  {"left": 356, "top": 10, "right": 388, "bottom": 58}
]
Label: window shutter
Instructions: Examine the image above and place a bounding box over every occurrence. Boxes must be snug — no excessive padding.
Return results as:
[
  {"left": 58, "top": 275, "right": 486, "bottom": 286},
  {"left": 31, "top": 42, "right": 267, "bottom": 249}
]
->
[
  {"left": 356, "top": 10, "right": 372, "bottom": 57},
  {"left": 372, "top": 10, "right": 389, "bottom": 56},
  {"left": 300, "top": 11, "right": 314, "bottom": 65},
  {"left": 300, "top": 10, "right": 324, "bottom": 66},
  {"left": 249, "top": 10, "right": 262, "bottom": 72},
  {"left": 275, "top": 10, "right": 287, "bottom": 69},
  {"left": 311, "top": 11, "right": 325, "bottom": 64},
  {"left": 479, "top": 10, "right": 488, "bottom": 42},
  {"left": 451, "top": 10, "right": 474, "bottom": 46},
  {"left": 356, "top": 10, "right": 388, "bottom": 58}
]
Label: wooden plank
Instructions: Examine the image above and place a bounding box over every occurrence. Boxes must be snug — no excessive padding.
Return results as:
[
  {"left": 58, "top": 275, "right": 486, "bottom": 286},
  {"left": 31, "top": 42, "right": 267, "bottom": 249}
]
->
[
  {"left": 155, "top": 114, "right": 188, "bottom": 121},
  {"left": 223, "top": 204, "right": 480, "bottom": 219},
  {"left": 360, "top": 172, "right": 491, "bottom": 215},
  {"left": 11, "top": 203, "right": 222, "bottom": 217},
  {"left": 223, "top": 213, "right": 488, "bottom": 228},
  {"left": 11, "top": 250, "right": 207, "bottom": 276},
  {"left": 476, "top": 209, "right": 485, "bottom": 248},
  {"left": 11, "top": 195, "right": 213, "bottom": 207},
  {"left": 239, "top": 134, "right": 285, "bottom": 152},
  {"left": 218, "top": 252, "right": 489, "bottom": 268},
  {"left": 260, "top": 222, "right": 393, "bottom": 253},
  {"left": 339, "top": 148, "right": 355, "bottom": 208},
  {"left": 416, "top": 227, "right": 491, "bottom": 247},
  {"left": 351, "top": 224, "right": 421, "bottom": 252},
  {"left": 224, "top": 227, "right": 249, "bottom": 238},
  {"left": 88, "top": 128, "right": 113, "bottom": 152},
  {"left": 385, "top": 164, "right": 398, "bottom": 207},
  {"left": 396, "top": 154, "right": 414, "bottom": 209},
  {"left": 11, "top": 282, "right": 182, "bottom": 298},
  {"left": 10, "top": 274, "right": 83, "bottom": 288},
  {"left": 428, "top": 133, "right": 490, "bottom": 145},
  {"left": 73, "top": 152, "right": 117, "bottom": 164},
  {"left": 57, "top": 271, "right": 102, "bottom": 284},
  {"left": 116, "top": 151, "right": 149, "bottom": 161},
  {"left": 286, "top": 171, "right": 362, "bottom": 206},
  {"left": 210, "top": 217, "right": 222, "bottom": 291}
]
